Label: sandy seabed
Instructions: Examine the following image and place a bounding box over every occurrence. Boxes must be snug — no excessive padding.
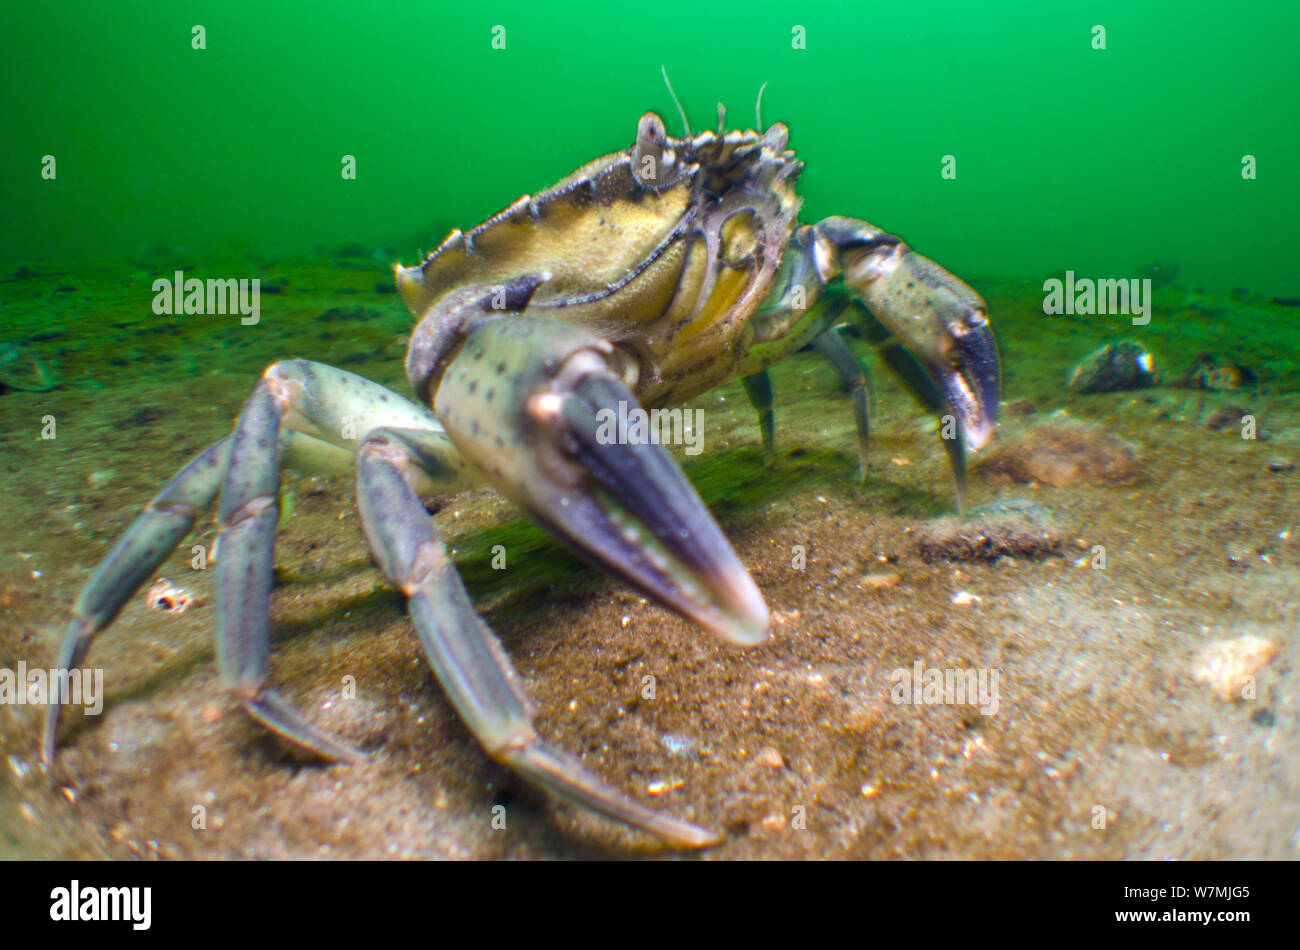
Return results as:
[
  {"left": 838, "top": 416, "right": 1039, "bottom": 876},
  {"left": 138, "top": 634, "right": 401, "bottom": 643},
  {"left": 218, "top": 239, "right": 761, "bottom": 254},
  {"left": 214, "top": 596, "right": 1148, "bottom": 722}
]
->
[{"left": 1, "top": 260, "right": 1296, "bottom": 859}]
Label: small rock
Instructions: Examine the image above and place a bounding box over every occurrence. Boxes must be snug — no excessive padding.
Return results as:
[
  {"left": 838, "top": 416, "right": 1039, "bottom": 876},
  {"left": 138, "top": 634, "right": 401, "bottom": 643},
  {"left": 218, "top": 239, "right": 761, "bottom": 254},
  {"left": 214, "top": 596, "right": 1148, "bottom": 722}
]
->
[
  {"left": 1067, "top": 340, "right": 1156, "bottom": 394},
  {"left": 87, "top": 470, "right": 115, "bottom": 489},
  {"left": 860, "top": 572, "right": 901, "bottom": 589},
  {"left": 660, "top": 733, "right": 696, "bottom": 757},
  {"left": 1206, "top": 405, "right": 1251, "bottom": 432},
  {"left": 1192, "top": 635, "right": 1278, "bottom": 701},
  {"left": 754, "top": 747, "right": 785, "bottom": 769},
  {"left": 646, "top": 777, "right": 684, "bottom": 796},
  {"left": 1176, "top": 354, "right": 1257, "bottom": 391},
  {"left": 146, "top": 577, "right": 194, "bottom": 613},
  {"left": 1266, "top": 457, "right": 1294, "bottom": 472},
  {"left": 982, "top": 417, "right": 1141, "bottom": 487},
  {"left": 914, "top": 498, "right": 1062, "bottom": 563}
]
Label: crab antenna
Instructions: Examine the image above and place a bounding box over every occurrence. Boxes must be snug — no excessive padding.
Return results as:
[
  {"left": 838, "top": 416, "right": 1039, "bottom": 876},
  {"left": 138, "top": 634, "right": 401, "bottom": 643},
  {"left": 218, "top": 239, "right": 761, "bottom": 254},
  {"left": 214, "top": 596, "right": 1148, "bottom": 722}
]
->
[
  {"left": 755, "top": 81, "right": 769, "bottom": 131},
  {"left": 660, "top": 65, "right": 693, "bottom": 137},
  {"left": 716, "top": 102, "right": 726, "bottom": 134}
]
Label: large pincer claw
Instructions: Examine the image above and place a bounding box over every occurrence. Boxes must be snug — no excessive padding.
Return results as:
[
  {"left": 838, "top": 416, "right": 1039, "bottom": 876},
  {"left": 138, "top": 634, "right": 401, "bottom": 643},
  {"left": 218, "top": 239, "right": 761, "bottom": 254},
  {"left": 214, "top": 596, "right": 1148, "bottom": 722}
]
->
[{"left": 427, "top": 314, "right": 770, "bottom": 646}]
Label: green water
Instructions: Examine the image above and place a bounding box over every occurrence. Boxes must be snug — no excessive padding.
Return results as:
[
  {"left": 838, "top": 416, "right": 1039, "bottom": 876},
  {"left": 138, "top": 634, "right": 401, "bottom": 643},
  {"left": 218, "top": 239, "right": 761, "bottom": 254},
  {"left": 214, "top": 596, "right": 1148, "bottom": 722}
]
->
[
  {"left": 4, "top": 2, "right": 1300, "bottom": 864},
  {"left": 3, "top": 0, "right": 1298, "bottom": 295}
]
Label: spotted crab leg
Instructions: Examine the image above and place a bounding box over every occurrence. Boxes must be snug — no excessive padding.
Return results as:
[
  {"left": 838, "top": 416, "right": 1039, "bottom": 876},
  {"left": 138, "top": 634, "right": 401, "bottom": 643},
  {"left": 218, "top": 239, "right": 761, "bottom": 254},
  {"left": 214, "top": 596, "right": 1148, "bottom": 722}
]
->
[
  {"left": 214, "top": 360, "right": 474, "bottom": 761},
  {"left": 387, "top": 283, "right": 773, "bottom": 844},
  {"left": 44, "top": 360, "right": 473, "bottom": 763},
  {"left": 356, "top": 427, "right": 721, "bottom": 847},
  {"left": 43, "top": 436, "right": 232, "bottom": 763}
]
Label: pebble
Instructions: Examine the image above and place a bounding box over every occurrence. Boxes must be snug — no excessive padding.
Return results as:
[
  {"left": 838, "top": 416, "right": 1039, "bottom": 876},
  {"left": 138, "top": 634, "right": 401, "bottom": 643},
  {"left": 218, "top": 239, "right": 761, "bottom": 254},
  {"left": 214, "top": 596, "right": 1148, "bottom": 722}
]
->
[
  {"left": 1192, "top": 635, "right": 1278, "bottom": 701},
  {"left": 146, "top": 577, "right": 194, "bottom": 613},
  {"left": 646, "top": 777, "right": 684, "bottom": 796},
  {"left": 914, "top": 499, "right": 1062, "bottom": 563},
  {"left": 1206, "top": 405, "right": 1251, "bottom": 432},
  {"left": 860, "top": 572, "right": 901, "bottom": 589},
  {"left": 660, "top": 733, "right": 696, "bottom": 757},
  {"left": 1067, "top": 340, "right": 1157, "bottom": 393}
]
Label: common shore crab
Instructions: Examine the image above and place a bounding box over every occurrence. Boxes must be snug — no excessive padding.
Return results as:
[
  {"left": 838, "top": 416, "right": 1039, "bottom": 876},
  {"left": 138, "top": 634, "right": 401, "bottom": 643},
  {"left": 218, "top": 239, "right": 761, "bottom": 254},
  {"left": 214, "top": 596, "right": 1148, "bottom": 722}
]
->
[{"left": 45, "top": 93, "right": 1000, "bottom": 848}]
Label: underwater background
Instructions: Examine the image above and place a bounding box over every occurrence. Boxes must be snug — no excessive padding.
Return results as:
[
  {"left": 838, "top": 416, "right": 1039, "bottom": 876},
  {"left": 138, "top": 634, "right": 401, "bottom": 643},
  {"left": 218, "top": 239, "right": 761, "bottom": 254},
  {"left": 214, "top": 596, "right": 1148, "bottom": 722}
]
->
[
  {"left": 2, "top": 1, "right": 1299, "bottom": 860},
  {"left": 3, "top": 0, "right": 1298, "bottom": 294}
]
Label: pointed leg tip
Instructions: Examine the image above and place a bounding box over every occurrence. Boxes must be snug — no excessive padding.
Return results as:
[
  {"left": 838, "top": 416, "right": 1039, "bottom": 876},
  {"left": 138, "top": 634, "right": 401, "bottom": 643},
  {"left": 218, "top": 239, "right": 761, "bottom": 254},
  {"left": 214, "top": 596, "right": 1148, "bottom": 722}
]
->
[
  {"left": 668, "top": 822, "right": 726, "bottom": 850},
  {"left": 241, "top": 691, "right": 368, "bottom": 765},
  {"left": 42, "top": 706, "right": 62, "bottom": 767},
  {"left": 331, "top": 745, "right": 369, "bottom": 767}
]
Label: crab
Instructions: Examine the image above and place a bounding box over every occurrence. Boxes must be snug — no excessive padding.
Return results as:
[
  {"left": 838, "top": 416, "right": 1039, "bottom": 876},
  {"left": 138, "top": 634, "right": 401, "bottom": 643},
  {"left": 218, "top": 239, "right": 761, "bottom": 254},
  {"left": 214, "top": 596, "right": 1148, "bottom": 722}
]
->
[{"left": 44, "top": 93, "right": 1000, "bottom": 849}]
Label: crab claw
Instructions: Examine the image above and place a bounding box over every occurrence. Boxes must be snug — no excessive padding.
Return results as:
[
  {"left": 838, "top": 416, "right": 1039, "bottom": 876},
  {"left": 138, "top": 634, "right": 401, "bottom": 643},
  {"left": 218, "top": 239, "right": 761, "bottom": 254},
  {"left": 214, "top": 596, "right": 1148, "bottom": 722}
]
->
[
  {"left": 929, "top": 296, "right": 1000, "bottom": 452},
  {"left": 425, "top": 314, "right": 769, "bottom": 646},
  {"left": 843, "top": 243, "right": 1000, "bottom": 452},
  {"left": 553, "top": 370, "right": 770, "bottom": 644}
]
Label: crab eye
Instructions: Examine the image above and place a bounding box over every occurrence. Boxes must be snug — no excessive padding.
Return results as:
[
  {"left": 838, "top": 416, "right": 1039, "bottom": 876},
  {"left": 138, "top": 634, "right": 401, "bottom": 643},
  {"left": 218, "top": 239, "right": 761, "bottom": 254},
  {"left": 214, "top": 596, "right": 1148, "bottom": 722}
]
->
[
  {"left": 636, "top": 112, "right": 666, "bottom": 153},
  {"left": 634, "top": 113, "right": 674, "bottom": 187}
]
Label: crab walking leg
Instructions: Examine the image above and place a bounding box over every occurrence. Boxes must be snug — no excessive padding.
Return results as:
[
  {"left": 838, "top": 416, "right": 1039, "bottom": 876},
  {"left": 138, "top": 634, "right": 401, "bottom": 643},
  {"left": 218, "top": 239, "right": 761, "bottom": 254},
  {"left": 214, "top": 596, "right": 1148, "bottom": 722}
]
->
[
  {"left": 740, "top": 371, "right": 775, "bottom": 464},
  {"left": 355, "top": 428, "right": 721, "bottom": 847},
  {"left": 214, "top": 359, "right": 477, "bottom": 762},
  {"left": 42, "top": 437, "right": 232, "bottom": 763},
  {"left": 872, "top": 334, "right": 969, "bottom": 512},
  {"left": 45, "top": 362, "right": 474, "bottom": 764},
  {"left": 812, "top": 328, "right": 874, "bottom": 483},
  {"left": 43, "top": 431, "right": 355, "bottom": 761}
]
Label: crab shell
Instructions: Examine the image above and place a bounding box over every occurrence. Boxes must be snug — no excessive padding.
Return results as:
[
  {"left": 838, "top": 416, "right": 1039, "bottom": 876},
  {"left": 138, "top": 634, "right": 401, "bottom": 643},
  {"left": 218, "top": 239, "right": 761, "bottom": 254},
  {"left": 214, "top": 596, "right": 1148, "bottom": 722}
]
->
[{"left": 396, "top": 113, "right": 803, "bottom": 408}]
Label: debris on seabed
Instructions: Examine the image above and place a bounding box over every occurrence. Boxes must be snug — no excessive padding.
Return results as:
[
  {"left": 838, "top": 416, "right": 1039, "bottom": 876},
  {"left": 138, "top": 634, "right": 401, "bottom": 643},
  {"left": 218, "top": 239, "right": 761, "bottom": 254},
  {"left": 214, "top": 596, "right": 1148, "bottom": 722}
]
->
[
  {"left": 1192, "top": 634, "right": 1279, "bottom": 701},
  {"left": 146, "top": 577, "right": 194, "bottom": 613}
]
